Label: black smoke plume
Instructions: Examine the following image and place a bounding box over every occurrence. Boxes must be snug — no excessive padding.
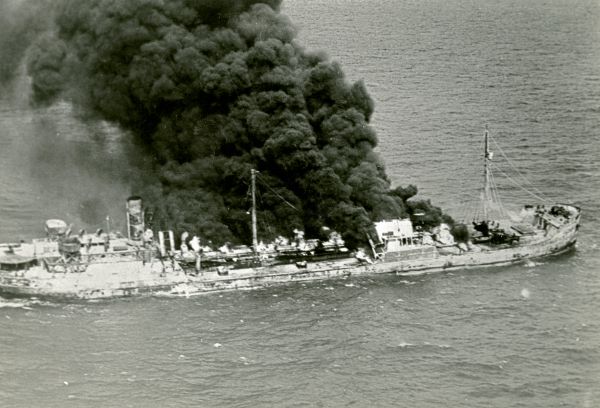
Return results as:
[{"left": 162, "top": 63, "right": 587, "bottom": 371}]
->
[{"left": 25, "top": 0, "right": 450, "bottom": 248}]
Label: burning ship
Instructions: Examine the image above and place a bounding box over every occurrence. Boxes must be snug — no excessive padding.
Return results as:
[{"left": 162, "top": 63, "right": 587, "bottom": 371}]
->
[{"left": 0, "top": 129, "right": 581, "bottom": 299}]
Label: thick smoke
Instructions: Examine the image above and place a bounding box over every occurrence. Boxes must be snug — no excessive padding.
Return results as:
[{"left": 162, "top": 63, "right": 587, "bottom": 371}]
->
[
  {"left": 0, "top": 0, "right": 55, "bottom": 85},
  {"left": 25, "top": 0, "right": 449, "bottom": 248}
]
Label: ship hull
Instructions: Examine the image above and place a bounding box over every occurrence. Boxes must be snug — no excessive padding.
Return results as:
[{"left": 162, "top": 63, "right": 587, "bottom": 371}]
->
[{"left": 0, "top": 209, "right": 579, "bottom": 300}]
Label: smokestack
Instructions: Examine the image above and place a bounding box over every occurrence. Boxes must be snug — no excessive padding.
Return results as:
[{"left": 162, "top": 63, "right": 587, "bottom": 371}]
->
[{"left": 126, "top": 196, "right": 144, "bottom": 241}]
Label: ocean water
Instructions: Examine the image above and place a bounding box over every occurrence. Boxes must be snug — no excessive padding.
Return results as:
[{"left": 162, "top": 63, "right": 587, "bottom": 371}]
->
[{"left": 1, "top": 0, "right": 599, "bottom": 406}]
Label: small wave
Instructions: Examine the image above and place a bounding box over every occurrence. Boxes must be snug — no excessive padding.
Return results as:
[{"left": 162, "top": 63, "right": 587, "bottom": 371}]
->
[
  {"left": 89, "top": 350, "right": 133, "bottom": 356},
  {"left": 423, "top": 341, "right": 452, "bottom": 349},
  {"left": 396, "top": 342, "right": 452, "bottom": 349},
  {"left": 0, "top": 296, "right": 52, "bottom": 309},
  {"left": 399, "top": 280, "right": 417, "bottom": 285},
  {"left": 524, "top": 260, "right": 544, "bottom": 268},
  {"left": 0, "top": 300, "right": 31, "bottom": 309}
]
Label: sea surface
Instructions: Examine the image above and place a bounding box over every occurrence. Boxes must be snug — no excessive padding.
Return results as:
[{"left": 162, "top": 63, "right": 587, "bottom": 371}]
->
[{"left": 1, "top": 0, "right": 599, "bottom": 406}]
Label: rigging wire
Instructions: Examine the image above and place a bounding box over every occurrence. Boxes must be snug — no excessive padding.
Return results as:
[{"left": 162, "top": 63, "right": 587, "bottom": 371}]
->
[
  {"left": 491, "top": 162, "right": 550, "bottom": 204},
  {"left": 256, "top": 173, "right": 299, "bottom": 211},
  {"left": 466, "top": 128, "right": 551, "bottom": 223},
  {"left": 488, "top": 166, "right": 508, "bottom": 219},
  {"left": 471, "top": 190, "right": 485, "bottom": 223},
  {"left": 461, "top": 192, "right": 482, "bottom": 223},
  {"left": 460, "top": 200, "right": 476, "bottom": 223},
  {"left": 488, "top": 133, "right": 551, "bottom": 201}
]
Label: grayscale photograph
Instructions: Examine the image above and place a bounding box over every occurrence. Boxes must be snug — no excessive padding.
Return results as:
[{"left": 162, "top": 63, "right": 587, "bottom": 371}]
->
[{"left": 0, "top": 0, "right": 598, "bottom": 406}]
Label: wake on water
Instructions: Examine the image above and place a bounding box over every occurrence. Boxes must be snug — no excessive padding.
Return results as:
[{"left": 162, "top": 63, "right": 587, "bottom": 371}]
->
[{"left": 0, "top": 296, "right": 53, "bottom": 309}]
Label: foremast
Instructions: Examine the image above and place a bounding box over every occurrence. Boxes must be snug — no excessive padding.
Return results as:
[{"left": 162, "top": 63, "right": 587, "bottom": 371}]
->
[{"left": 482, "top": 125, "right": 492, "bottom": 220}]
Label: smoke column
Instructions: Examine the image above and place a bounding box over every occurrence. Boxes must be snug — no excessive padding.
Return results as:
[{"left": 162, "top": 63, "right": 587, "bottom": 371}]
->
[
  {"left": 24, "top": 0, "right": 449, "bottom": 247},
  {"left": 0, "top": 0, "right": 56, "bottom": 86}
]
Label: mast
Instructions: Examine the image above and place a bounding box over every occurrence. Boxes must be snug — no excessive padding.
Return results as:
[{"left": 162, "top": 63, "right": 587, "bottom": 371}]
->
[
  {"left": 482, "top": 125, "right": 491, "bottom": 220},
  {"left": 251, "top": 169, "right": 258, "bottom": 254}
]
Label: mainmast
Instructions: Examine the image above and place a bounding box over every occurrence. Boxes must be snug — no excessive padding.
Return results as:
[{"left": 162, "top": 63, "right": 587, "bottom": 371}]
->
[
  {"left": 482, "top": 125, "right": 492, "bottom": 220},
  {"left": 251, "top": 169, "right": 258, "bottom": 254}
]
